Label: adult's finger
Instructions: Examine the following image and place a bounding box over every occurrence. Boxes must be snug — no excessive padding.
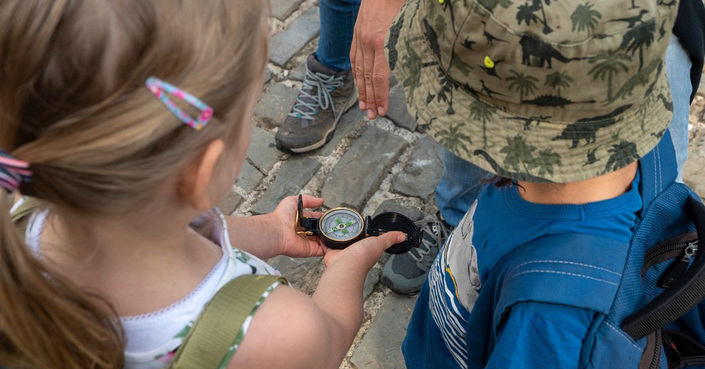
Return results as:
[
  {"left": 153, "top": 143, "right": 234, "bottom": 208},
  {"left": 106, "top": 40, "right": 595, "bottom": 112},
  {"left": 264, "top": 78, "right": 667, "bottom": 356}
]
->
[
  {"left": 371, "top": 47, "right": 391, "bottom": 117},
  {"left": 352, "top": 30, "right": 368, "bottom": 112},
  {"left": 362, "top": 39, "right": 378, "bottom": 120}
]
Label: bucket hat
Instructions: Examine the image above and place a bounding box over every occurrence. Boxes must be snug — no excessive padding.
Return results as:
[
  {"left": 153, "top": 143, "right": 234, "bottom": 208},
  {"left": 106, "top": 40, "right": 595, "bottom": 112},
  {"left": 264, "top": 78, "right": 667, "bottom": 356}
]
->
[{"left": 387, "top": 0, "right": 679, "bottom": 182}]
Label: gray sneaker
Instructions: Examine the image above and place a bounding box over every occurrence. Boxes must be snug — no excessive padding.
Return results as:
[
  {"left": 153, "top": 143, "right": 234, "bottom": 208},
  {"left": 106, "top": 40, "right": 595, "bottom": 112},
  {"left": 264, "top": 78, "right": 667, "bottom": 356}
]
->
[
  {"left": 381, "top": 212, "right": 453, "bottom": 295},
  {"left": 275, "top": 54, "right": 358, "bottom": 153}
]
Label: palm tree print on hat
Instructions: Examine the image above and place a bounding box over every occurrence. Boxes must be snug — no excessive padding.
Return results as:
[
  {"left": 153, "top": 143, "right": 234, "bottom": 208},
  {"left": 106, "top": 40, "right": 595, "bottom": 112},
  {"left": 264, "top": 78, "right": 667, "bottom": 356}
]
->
[
  {"left": 435, "top": 122, "right": 472, "bottom": 156},
  {"left": 588, "top": 50, "right": 631, "bottom": 101},
  {"left": 544, "top": 71, "right": 573, "bottom": 96},
  {"left": 507, "top": 70, "right": 539, "bottom": 100},
  {"left": 386, "top": 9, "right": 405, "bottom": 70},
  {"left": 619, "top": 18, "right": 655, "bottom": 71},
  {"left": 500, "top": 134, "right": 537, "bottom": 173},
  {"left": 605, "top": 141, "right": 639, "bottom": 173},
  {"left": 474, "top": 149, "right": 552, "bottom": 182},
  {"left": 516, "top": 0, "right": 554, "bottom": 34},
  {"left": 570, "top": 2, "right": 602, "bottom": 33},
  {"left": 469, "top": 100, "right": 497, "bottom": 148},
  {"left": 529, "top": 148, "right": 562, "bottom": 176},
  {"left": 494, "top": 134, "right": 564, "bottom": 177},
  {"left": 399, "top": 38, "right": 437, "bottom": 104}
]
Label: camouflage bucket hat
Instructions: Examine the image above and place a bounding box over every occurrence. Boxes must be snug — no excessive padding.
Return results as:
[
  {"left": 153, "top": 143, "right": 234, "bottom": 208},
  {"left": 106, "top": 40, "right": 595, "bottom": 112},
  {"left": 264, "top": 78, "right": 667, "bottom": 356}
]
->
[{"left": 387, "top": 0, "right": 679, "bottom": 183}]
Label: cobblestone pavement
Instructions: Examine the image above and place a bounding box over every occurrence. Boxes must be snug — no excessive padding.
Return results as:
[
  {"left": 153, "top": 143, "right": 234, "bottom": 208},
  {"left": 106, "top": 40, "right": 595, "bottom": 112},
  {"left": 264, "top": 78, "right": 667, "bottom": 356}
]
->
[{"left": 219, "top": 1, "right": 705, "bottom": 368}]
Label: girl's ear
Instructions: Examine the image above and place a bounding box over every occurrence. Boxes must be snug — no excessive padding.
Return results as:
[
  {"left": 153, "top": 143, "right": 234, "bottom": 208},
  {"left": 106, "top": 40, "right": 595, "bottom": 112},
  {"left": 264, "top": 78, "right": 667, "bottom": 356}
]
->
[{"left": 178, "top": 139, "right": 225, "bottom": 212}]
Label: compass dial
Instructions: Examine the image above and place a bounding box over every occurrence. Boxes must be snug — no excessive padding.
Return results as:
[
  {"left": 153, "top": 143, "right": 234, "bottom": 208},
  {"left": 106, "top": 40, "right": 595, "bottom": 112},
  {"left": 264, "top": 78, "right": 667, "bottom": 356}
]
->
[{"left": 319, "top": 208, "right": 364, "bottom": 242}]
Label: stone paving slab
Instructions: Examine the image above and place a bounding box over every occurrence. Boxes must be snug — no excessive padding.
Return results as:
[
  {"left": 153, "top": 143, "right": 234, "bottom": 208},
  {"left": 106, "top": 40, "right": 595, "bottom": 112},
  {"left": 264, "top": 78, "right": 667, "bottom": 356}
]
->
[
  {"left": 247, "top": 126, "right": 286, "bottom": 173},
  {"left": 321, "top": 126, "right": 408, "bottom": 209},
  {"left": 290, "top": 62, "right": 307, "bottom": 81},
  {"left": 252, "top": 156, "right": 322, "bottom": 214},
  {"left": 386, "top": 84, "right": 418, "bottom": 132},
  {"left": 237, "top": 161, "right": 265, "bottom": 192},
  {"left": 350, "top": 294, "right": 417, "bottom": 369},
  {"left": 254, "top": 83, "right": 300, "bottom": 130},
  {"left": 270, "top": 0, "right": 305, "bottom": 20},
  {"left": 270, "top": 7, "right": 320, "bottom": 67},
  {"left": 391, "top": 136, "right": 443, "bottom": 200}
]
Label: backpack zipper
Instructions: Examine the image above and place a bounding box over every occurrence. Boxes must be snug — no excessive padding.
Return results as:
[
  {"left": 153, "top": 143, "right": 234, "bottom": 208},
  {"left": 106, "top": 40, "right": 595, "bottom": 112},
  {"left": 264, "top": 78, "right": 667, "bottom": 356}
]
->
[
  {"left": 649, "top": 329, "right": 662, "bottom": 369},
  {"left": 642, "top": 232, "right": 698, "bottom": 276},
  {"left": 657, "top": 242, "right": 698, "bottom": 288}
]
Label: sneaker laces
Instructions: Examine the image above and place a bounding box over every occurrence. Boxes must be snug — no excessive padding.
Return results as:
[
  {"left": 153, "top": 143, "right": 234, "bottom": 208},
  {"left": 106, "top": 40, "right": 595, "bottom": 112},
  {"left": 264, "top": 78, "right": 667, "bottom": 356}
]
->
[
  {"left": 409, "top": 216, "right": 450, "bottom": 263},
  {"left": 289, "top": 68, "right": 346, "bottom": 122}
]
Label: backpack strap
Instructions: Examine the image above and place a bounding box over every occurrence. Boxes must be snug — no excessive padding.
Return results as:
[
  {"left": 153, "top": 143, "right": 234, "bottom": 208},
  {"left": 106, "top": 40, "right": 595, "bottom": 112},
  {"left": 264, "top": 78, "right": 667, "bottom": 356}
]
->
[
  {"left": 169, "top": 274, "right": 288, "bottom": 369},
  {"left": 621, "top": 195, "right": 705, "bottom": 340},
  {"left": 639, "top": 128, "right": 677, "bottom": 210},
  {"left": 494, "top": 233, "right": 630, "bottom": 330}
]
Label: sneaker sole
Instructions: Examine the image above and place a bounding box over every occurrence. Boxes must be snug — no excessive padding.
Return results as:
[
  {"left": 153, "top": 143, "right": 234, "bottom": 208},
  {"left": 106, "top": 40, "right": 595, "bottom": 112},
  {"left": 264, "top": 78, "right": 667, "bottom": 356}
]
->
[{"left": 279, "top": 86, "right": 359, "bottom": 154}]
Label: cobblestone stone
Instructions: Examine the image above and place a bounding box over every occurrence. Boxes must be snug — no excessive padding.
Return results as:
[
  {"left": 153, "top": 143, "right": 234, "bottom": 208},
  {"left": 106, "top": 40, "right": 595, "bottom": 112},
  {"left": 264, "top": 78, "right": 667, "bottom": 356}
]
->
[
  {"left": 269, "top": 7, "right": 320, "bottom": 67},
  {"left": 253, "top": 83, "right": 300, "bottom": 130},
  {"left": 321, "top": 126, "right": 408, "bottom": 210},
  {"left": 252, "top": 156, "right": 322, "bottom": 214},
  {"left": 237, "top": 162, "right": 265, "bottom": 192},
  {"left": 247, "top": 126, "right": 286, "bottom": 173},
  {"left": 270, "top": 0, "right": 305, "bottom": 20},
  {"left": 391, "top": 136, "right": 443, "bottom": 200},
  {"left": 350, "top": 294, "right": 417, "bottom": 369},
  {"left": 386, "top": 84, "right": 418, "bottom": 132},
  {"left": 290, "top": 62, "right": 307, "bottom": 81}
]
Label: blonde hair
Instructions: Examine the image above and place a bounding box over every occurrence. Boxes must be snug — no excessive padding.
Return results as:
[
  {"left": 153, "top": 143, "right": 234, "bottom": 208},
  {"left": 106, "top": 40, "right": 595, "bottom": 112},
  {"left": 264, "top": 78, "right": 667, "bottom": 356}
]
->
[{"left": 0, "top": 0, "right": 270, "bottom": 367}]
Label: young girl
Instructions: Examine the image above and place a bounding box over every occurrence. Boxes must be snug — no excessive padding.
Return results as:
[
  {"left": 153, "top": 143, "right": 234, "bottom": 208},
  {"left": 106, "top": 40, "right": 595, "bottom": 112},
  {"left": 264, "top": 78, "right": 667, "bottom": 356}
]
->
[{"left": 0, "top": 1, "right": 404, "bottom": 368}]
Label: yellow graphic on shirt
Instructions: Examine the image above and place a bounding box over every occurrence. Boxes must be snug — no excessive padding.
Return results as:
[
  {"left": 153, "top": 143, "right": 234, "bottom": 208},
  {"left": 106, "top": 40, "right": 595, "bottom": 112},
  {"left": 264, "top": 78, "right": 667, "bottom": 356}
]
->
[{"left": 444, "top": 241, "right": 462, "bottom": 301}]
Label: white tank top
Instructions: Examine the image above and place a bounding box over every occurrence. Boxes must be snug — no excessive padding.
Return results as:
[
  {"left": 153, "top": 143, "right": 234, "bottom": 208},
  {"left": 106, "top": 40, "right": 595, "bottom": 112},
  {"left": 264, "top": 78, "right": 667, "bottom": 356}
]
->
[{"left": 24, "top": 206, "right": 280, "bottom": 369}]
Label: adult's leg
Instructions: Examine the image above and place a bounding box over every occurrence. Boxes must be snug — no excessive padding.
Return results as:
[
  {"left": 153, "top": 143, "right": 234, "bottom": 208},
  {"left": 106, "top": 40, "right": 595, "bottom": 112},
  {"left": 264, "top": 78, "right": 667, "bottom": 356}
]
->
[
  {"left": 664, "top": 34, "right": 693, "bottom": 183},
  {"left": 435, "top": 148, "right": 493, "bottom": 228},
  {"left": 317, "top": 0, "right": 362, "bottom": 71},
  {"left": 276, "top": 0, "right": 361, "bottom": 153}
]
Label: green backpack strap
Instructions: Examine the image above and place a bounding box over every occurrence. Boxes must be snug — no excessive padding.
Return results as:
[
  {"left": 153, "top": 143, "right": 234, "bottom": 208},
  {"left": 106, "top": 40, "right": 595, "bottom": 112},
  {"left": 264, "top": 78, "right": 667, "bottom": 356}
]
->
[{"left": 169, "top": 274, "right": 288, "bottom": 369}]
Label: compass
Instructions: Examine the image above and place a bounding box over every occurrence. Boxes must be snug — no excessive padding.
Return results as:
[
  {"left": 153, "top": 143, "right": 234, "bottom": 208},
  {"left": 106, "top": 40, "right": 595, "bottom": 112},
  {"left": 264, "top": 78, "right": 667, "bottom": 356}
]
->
[{"left": 295, "top": 195, "right": 421, "bottom": 254}]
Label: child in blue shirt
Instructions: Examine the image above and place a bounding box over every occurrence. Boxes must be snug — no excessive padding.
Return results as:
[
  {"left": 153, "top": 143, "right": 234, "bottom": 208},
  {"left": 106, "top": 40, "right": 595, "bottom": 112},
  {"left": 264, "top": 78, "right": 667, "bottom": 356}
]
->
[{"left": 386, "top": 0, "right": 702, "bottom": 367}]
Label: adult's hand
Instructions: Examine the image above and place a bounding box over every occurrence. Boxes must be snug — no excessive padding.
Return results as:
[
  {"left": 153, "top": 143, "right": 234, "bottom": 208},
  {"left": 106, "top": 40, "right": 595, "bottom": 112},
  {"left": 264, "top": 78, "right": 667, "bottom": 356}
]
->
[{"left": 350, "top": 0, "right": 406, "bottom": 120}]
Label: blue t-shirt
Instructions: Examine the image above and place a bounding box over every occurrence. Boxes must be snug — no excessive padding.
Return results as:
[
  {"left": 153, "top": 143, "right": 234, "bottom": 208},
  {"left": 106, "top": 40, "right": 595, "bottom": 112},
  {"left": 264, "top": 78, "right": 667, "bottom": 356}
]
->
[{"left": 403, "top": 173, "right": 642, "bottom": 369}]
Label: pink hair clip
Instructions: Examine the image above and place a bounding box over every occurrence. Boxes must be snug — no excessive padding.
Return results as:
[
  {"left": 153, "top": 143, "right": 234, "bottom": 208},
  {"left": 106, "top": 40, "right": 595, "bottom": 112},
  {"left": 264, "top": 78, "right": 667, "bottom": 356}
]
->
[
  {"left": 0, "top": 150, "right": 31, "bottom": 193},
  {"left": 145, "top": 77, "right": 214, "bottom": 130}
]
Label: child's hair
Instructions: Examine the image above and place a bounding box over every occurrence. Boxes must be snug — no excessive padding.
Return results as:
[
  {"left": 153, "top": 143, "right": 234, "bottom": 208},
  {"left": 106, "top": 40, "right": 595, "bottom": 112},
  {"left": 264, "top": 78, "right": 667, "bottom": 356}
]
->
[{"left": 0, "top": 0, "right": 270, "bottom": 367}]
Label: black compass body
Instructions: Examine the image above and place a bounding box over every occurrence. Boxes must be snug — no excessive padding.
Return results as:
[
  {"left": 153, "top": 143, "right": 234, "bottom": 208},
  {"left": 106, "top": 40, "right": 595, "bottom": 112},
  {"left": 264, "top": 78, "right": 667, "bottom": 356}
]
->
[{"left": 295, "top": 195, "right": 421, "bottom": 254}]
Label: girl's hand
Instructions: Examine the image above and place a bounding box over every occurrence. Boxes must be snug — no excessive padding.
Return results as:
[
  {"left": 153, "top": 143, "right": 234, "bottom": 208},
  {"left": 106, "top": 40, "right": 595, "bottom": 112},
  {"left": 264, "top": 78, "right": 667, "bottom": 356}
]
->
[
  {"left": 271, "top": 195, "right": 327, "bottom": 258},
  {"left": 322, "top": 231, "right": 406, "bottom": 271}
]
